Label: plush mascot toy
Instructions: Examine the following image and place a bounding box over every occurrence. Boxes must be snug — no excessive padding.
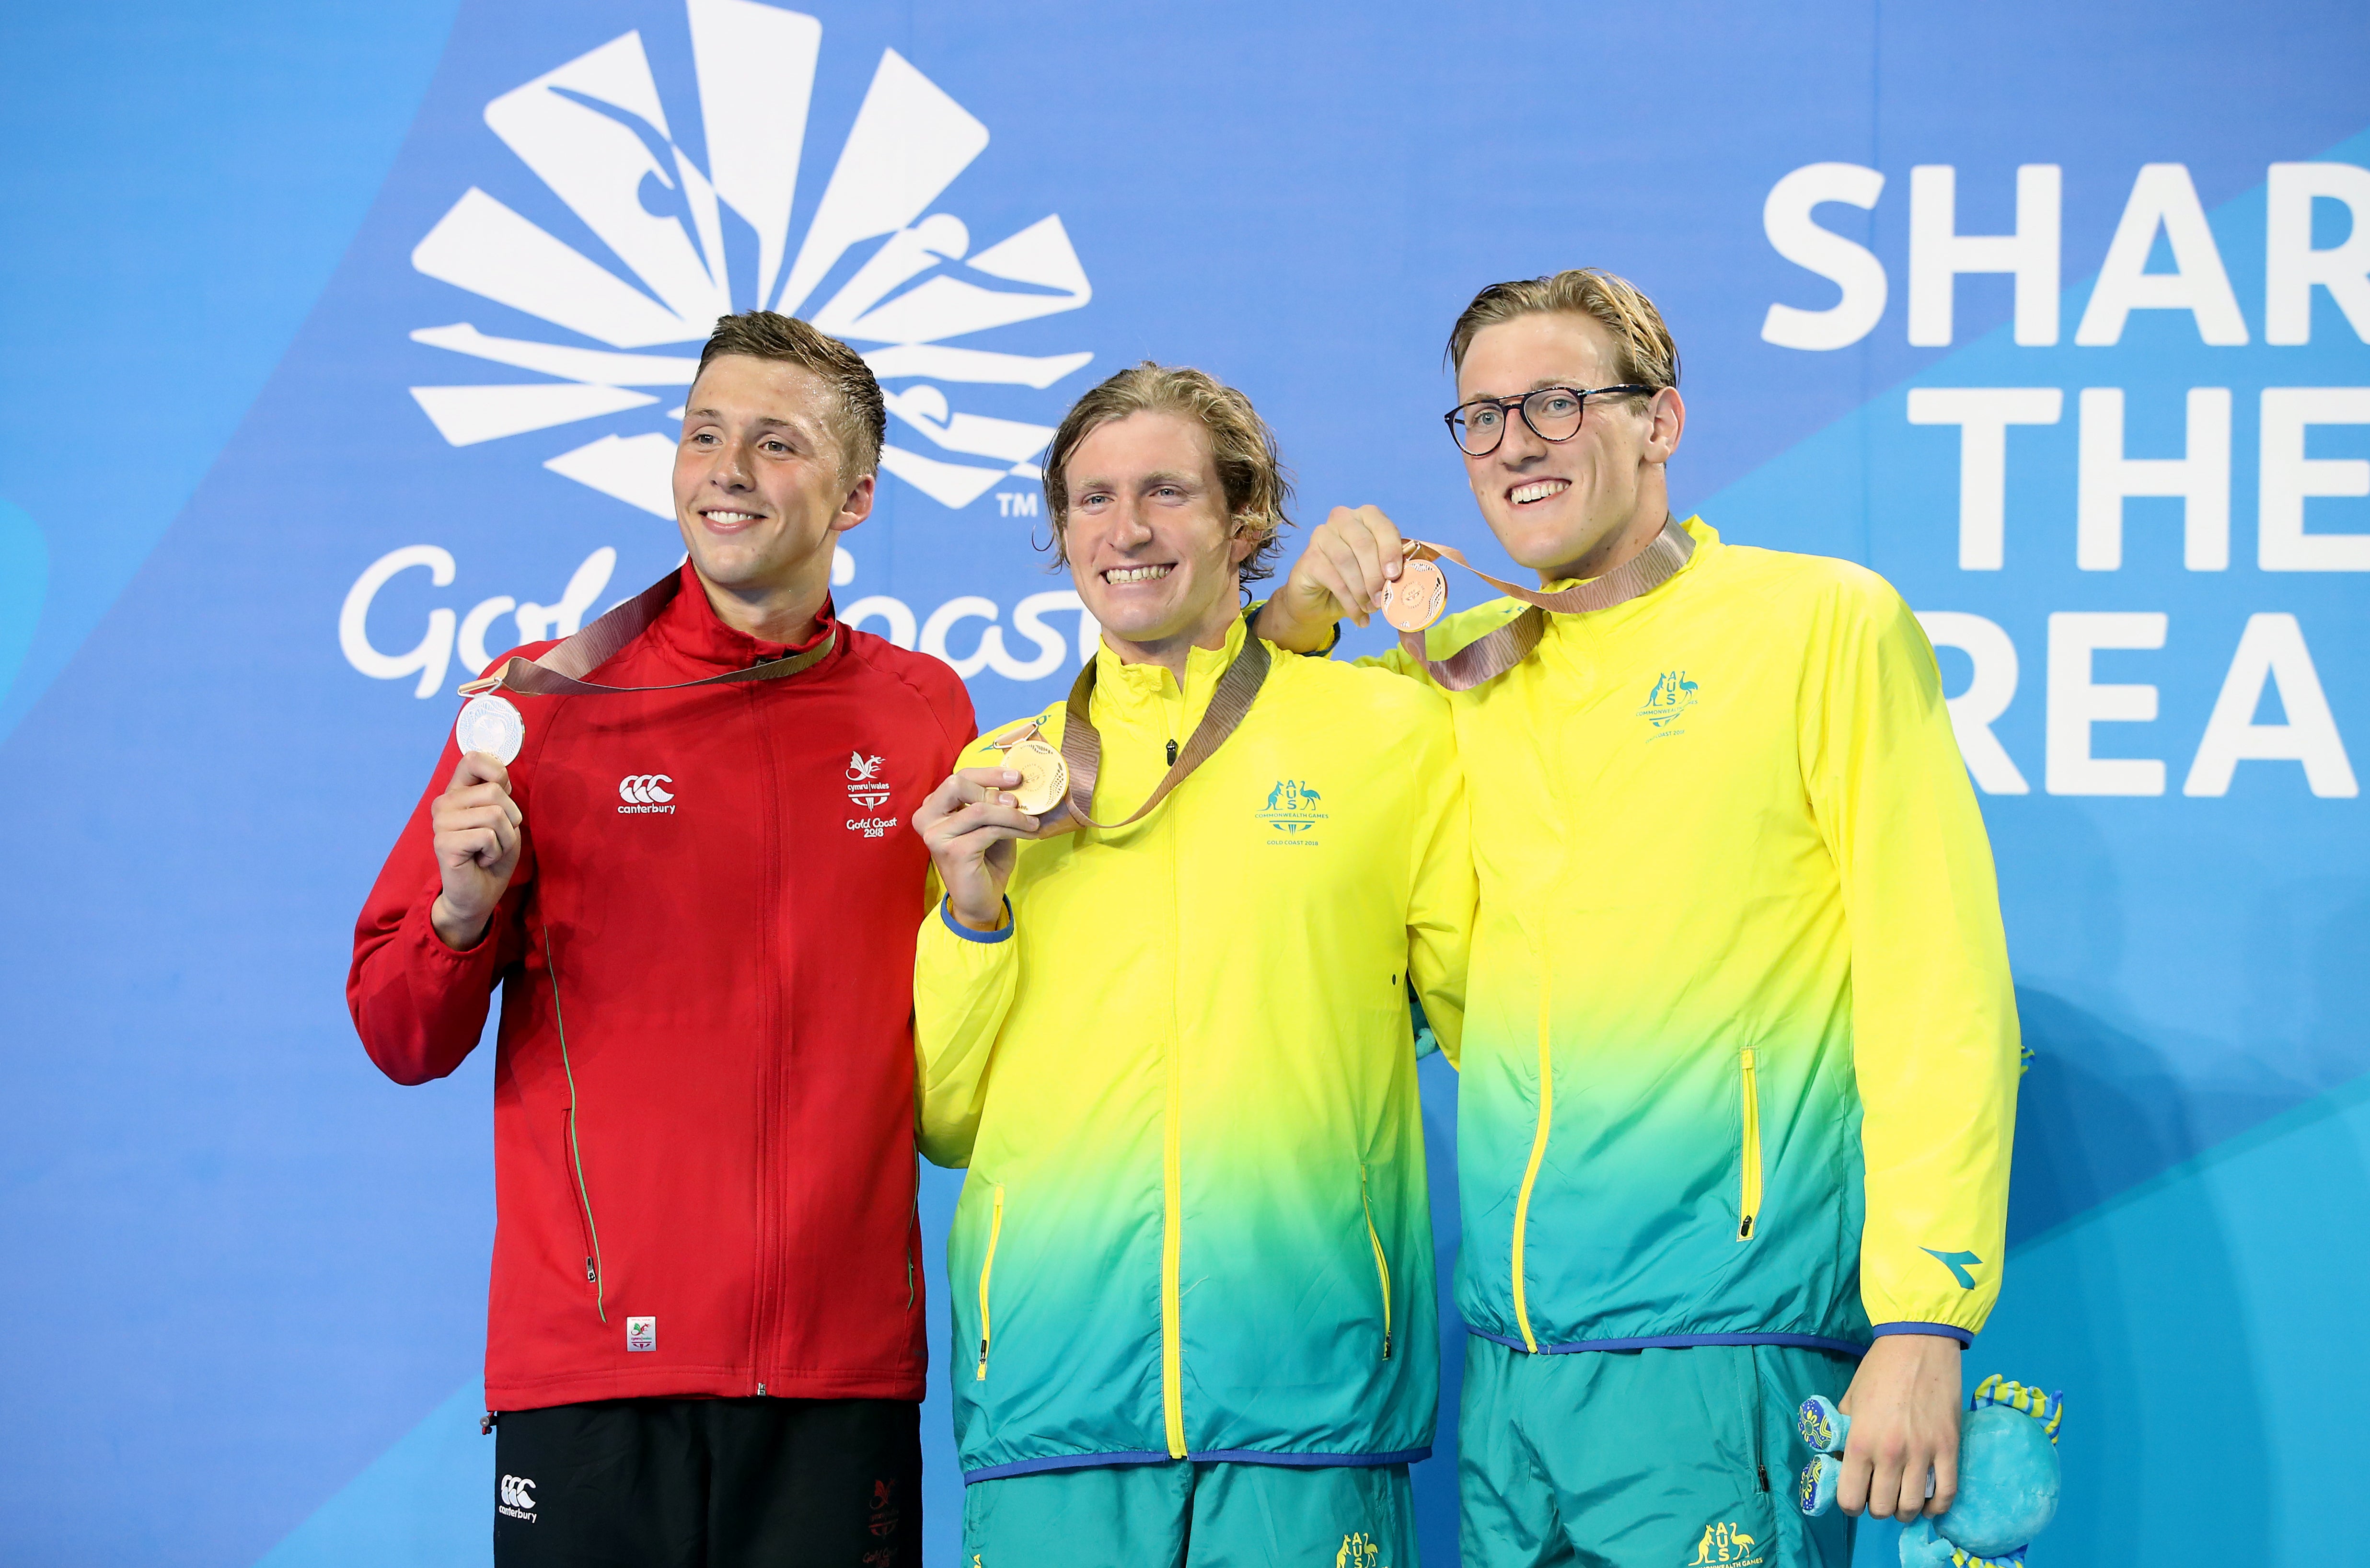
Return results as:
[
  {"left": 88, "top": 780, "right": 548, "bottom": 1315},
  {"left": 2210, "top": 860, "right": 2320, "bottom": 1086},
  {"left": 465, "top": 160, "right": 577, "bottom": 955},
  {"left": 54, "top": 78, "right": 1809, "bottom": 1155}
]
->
[{"left": 1794, "top": 1375, "right": 2065, "bottom": 1567}]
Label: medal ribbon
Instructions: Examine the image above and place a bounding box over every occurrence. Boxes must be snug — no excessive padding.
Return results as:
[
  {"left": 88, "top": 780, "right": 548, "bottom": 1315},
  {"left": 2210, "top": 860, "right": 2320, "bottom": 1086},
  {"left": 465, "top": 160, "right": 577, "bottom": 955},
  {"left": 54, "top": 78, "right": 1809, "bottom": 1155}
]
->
[
  {"left": 1054, "top": 605, "right": 1274, "bottom": 832},
  {"left": 456, "top": 568, "right": 837, "bottom": 699},
  {"left": 1394, "top": 517, "right": 1695, "bottom": 691}
]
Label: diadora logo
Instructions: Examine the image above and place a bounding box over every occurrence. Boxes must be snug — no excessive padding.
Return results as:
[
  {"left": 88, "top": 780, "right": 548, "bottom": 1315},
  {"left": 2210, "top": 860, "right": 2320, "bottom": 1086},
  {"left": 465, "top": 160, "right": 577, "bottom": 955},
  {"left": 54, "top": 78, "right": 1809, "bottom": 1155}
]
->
[
  {"left": 846, "top": 750, "right": 892, "bottom": 810},
  {"left": 1685, "top": 1521, "right": 1763, "bottom": 1568},
  {"left": 1335, "top": 1532, "right": 1388, "bottom": 1568},
  {"left": 1254, "top": 778, "right": 1327, "bottom": 847},
  {"left": 618, "top": 773, "right": 677, "bottom": 813},
  {"left": 1922, "top": 1247, "right": 1984, "bottom": 1289},
  {"left": 406, "top": 0, "right": 1096, "bottom": 520},
  {"left": 497, "top": 1474, "right": 538, "bottom": 1521},
  {"left": 1640, "top": 669, "right": 1699, "bottom": 731}
]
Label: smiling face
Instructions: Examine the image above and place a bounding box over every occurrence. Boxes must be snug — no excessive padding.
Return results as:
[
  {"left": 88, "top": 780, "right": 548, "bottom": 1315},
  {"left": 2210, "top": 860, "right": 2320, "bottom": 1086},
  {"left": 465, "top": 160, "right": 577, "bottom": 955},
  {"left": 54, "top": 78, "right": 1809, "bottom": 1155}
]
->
[
  {"left": 1456, "top": 311, "right": 1683, "bottom": 581},
  {"left": 671, "top": 353, "right": 872, "bottom": 624},
  {"left": 1061, "top": 410, "right": 1256, "bottom": 660}
]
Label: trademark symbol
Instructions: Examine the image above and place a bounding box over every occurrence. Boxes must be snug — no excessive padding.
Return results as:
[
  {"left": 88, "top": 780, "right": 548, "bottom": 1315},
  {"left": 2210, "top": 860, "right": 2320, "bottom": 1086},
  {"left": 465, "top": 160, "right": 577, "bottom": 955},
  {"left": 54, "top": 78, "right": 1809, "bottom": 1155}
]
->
[{"left": 996, "top": 492, "right": 1041, "bottom": 517}]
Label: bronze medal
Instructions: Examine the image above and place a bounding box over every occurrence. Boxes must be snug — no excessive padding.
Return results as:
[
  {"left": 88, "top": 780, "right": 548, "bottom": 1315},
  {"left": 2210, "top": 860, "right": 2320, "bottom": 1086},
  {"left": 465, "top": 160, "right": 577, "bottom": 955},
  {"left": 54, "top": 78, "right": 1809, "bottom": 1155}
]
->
[{"left": 1380, "top": 557, "right": 1448, "bottom": 632}]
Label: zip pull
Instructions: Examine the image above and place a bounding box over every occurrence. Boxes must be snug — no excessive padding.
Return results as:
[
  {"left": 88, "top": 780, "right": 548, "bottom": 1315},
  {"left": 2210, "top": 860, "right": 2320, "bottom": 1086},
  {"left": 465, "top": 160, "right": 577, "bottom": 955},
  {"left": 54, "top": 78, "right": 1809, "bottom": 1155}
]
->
[
  {"left": 1166, "top": 738, "right": 1179, "bottom": 766},
  {"left": 1382, "top": 1333, "right": 1393, "bottom": 1361},
  {"left": 976, "top": 1338, "right": 990, "bottom": 1380},
  {"left": 585, "top": 1257, "right": 598, "bottom": 1283}
]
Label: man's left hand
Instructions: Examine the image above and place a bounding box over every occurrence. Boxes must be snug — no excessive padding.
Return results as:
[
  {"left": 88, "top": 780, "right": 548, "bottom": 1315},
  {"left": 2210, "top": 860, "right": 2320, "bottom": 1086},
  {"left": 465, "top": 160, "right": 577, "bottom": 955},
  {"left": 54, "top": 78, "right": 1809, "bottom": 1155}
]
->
[{"left": 1836, "top": 1333, "right": 1962, "bottom": 1519}]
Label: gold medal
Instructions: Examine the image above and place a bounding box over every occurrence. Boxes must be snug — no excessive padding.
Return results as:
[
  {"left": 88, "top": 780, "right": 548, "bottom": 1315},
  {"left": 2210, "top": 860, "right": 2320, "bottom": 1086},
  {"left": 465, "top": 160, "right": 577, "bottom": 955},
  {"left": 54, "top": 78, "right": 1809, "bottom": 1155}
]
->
[
  {"left": 1379, "top": 557, "right": 1447, "bottom": 632},
  {"left": 1004, "top": 738, "right": 1069, "bottom": 817}
]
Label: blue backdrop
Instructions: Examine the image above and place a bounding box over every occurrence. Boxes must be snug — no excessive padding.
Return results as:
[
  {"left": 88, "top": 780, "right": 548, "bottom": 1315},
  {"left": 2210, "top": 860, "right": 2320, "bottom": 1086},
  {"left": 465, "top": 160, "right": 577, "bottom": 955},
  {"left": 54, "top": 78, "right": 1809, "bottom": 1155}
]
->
[{"left": 3, "top": 3, "right": 2365, "bottom": 1563}]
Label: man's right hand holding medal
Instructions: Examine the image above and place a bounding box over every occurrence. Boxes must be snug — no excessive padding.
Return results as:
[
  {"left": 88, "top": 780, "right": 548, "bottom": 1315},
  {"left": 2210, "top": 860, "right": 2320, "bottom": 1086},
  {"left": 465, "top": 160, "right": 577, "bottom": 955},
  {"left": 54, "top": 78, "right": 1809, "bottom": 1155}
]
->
[
  {"left": 916, "top": 765, "right": 1063, "bottom": 934},
  {"left": 429, "top": 752, "right": 524, "bottom": 950}
]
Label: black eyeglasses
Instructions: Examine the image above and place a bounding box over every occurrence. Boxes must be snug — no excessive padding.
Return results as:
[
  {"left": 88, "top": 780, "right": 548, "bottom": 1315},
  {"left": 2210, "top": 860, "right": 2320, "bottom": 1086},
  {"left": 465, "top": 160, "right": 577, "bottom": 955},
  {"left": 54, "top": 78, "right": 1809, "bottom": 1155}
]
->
[{"left": 1443, "top": 384, "right": 1652, "bottom": 456}]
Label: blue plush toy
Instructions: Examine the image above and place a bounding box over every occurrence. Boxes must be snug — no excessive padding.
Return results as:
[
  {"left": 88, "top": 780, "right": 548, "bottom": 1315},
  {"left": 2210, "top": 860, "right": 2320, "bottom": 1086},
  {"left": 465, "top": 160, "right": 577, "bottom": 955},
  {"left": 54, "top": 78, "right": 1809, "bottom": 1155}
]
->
[{"left": 1794, "top": 1375, "right": 2065, "bottom": 1567}]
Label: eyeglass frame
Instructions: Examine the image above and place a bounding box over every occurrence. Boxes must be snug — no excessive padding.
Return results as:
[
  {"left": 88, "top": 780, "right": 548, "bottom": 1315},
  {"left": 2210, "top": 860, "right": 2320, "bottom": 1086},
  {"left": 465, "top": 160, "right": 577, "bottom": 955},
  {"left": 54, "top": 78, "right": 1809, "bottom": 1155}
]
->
[{"left": 1442, "top": 383, "right": 1655, "bottom": 457}]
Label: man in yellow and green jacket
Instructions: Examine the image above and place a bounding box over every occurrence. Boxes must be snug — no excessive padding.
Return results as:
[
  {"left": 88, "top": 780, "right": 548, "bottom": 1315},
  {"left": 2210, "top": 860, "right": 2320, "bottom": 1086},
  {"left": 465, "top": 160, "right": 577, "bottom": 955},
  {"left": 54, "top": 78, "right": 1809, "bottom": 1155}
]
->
[
  {"left": 1256, "top": 271, "right": 2020, "bottom": 1568},
  {"left": 913, "top": 364, "right": 1474, "bottom": 1566}
]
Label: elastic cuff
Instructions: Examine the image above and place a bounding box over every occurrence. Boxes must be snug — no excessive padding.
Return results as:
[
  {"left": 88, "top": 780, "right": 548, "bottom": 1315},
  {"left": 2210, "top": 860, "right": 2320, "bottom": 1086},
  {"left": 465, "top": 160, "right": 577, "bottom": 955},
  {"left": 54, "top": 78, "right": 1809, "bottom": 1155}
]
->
[
  {"left": 1868, "top": 1322, "right": 1974, "bottom": 1346},
  {"left": 940, "top": 896, "right": 1013, "bottom": 943}
]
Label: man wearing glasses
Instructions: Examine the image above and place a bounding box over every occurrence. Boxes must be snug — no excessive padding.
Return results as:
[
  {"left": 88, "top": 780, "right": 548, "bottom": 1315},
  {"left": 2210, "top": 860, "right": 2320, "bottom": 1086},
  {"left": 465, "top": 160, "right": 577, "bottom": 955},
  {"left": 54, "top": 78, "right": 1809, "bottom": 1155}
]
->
[{"left": 1254, "top": 270, "right": 2018, "bottom": 1568}]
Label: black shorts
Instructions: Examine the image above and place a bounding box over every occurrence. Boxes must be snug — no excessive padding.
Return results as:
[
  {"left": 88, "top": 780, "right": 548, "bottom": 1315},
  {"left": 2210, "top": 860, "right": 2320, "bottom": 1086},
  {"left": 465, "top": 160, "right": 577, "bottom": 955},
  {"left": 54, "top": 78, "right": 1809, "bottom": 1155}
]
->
[{"left": 491, "top": 1396, "right": 921, "bottom": 1568}]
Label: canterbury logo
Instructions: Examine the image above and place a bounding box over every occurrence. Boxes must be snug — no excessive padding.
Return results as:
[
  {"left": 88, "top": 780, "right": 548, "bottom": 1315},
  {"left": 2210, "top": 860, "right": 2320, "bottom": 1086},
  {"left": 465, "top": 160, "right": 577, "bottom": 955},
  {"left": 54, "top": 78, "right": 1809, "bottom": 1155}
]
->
[
  {"left": 618, "top": 774, "right": 674, "bottom": 805},
  {"left": 498, "top": 1474, "right": 537, "bottom": 1515}
]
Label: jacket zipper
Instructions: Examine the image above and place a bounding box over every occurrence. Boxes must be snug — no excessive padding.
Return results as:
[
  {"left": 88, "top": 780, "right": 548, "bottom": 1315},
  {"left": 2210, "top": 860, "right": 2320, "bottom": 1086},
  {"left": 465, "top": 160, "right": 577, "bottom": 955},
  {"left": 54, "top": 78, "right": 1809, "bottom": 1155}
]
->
[
  {"left": 1737, "top": 1048, "right": 1763, "bottom": 1242},
  {"left": 974, "top": 1185, "right": 1006, "bottom": 1379},
  {"left": 748, "top": 681, "right": 787, "bottom": 1392},
  {"left": 1158, "top": 679, "right": 1189, "bottom": 1459},
  {"left": 1360, "top": 1164, "right": 1393, "bottom": 1360},
  {"left": 1508, "top": 965, "right": 1554, "bottom": 1352},
  {"left": 543, "top": 927, "right": 605, "bottom": 1323}
]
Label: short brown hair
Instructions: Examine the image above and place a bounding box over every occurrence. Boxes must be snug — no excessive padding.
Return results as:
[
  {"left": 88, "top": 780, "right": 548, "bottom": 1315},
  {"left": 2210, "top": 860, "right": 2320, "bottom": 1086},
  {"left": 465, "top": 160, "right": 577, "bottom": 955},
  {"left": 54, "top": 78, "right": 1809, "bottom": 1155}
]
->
[
  {"left": 694, "top": 311, "right": 885, "bottom": 481},
  {"left": 1445, "top": 268, "right": 1680, "bottom": 401},
  {"left": 1040, "top": 362, "right": 1294, "bottom": 584}
]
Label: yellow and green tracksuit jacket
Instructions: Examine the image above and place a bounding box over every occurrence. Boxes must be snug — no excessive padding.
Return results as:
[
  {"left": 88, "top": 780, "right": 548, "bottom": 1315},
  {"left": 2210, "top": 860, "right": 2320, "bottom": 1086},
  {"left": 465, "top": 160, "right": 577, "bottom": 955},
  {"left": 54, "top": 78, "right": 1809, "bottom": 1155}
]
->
[
  {"left": 914, "top": 615, "right": 1475, "bottom": 1482},
  {"left": 1372, "top": 518, "right": 2017, "bottom": 1357}
]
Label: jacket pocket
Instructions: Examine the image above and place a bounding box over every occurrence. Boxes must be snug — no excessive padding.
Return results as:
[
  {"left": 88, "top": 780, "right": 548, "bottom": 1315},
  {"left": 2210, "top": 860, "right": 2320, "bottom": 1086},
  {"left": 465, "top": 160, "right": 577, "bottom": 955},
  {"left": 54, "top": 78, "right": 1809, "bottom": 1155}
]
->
[
  {"left": 1360, "top": 1164, "right": 1393, "bottom": 1361},
  {"left": 974, "top": 1184, "right": 1006, "bottom": 1380},
  {"left": 1737, "top": 1049, "right": 1763, "bottom": 1242},
  {"left": 560, "top": 1112, "right": 604, "bottom": 1296}
]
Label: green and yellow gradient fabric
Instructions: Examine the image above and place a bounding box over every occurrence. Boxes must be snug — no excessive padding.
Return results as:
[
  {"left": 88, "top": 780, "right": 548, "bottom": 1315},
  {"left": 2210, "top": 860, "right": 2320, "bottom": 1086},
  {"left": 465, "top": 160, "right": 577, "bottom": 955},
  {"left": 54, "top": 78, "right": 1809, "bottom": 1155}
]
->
[
  {"left": 1374, "top": 519, "right": 2018, "bottom": 1355},
  {"left": 914, "top": 615, "right": 1476, "bottom": 1482}
]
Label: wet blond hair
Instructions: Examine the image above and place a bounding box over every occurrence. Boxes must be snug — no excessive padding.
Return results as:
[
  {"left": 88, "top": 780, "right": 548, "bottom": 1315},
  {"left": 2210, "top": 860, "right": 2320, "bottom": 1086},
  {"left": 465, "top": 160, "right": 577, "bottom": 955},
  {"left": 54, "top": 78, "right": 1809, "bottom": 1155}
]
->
[
  {"left": 1445, "top": 268, "right": 1680, "bottom": 404},
  {"left": 1040, "top": 362, "right": 1294, "bottom": 584}
]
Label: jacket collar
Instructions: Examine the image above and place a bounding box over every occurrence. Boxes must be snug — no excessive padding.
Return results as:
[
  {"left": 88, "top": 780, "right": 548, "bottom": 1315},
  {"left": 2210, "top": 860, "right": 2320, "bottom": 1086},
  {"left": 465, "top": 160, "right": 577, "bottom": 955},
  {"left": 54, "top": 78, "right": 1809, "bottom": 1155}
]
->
[
  {"left": 1538, "top": 515, "right": 1716, "bottom": 595},
  {"left": 1090, "top": 610, "right": 1249, "bottom": 716},
  {"left": 648, "top": 563, "right": 837, "bottom": 672}
]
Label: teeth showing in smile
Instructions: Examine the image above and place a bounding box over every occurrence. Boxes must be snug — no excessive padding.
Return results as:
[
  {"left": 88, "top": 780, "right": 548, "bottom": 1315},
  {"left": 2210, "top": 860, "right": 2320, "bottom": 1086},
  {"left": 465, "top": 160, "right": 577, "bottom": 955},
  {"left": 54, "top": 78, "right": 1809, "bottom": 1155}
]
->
[
  {"left": 1511, "top": 480, "right": 1570, "bottom": 505},
  {"left": 1104, "top": 564, "right": 1173, "bottom": 583},
  {"left": 705, "top": 509, "right": 761, "bottom": 523}
]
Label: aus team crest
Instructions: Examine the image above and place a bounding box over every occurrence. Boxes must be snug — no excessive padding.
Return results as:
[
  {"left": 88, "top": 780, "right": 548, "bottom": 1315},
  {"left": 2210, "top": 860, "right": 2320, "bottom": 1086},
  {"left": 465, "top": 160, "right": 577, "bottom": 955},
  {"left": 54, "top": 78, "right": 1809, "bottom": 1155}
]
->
[
  {"left": 406, "top": 0, "right": 1096, "bottom": 519},
  {"left": 1256, "top": 778, "right": 1327, "bottom": 845},
  {"left": 1639, "top": 669, "right": 1699, "bottom": 732}
]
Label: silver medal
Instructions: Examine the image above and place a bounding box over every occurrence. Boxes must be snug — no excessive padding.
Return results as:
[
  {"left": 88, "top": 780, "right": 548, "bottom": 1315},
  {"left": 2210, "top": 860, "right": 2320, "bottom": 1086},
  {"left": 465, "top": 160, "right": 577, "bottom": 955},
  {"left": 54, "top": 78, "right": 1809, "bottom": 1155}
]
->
[{"left": 455, "top": 694, "right": 526, "bottom": 765}]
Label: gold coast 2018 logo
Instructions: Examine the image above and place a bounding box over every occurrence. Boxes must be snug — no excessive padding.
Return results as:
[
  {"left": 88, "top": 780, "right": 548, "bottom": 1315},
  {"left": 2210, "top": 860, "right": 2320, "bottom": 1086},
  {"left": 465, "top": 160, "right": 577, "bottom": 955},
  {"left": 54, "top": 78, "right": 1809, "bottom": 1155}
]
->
[
  {"left": 407, "top": 0, "right": 1095, "bottom": 519},
  {"left": 1685, "top": 1520, "right": 1765, "bottom": 1568}
]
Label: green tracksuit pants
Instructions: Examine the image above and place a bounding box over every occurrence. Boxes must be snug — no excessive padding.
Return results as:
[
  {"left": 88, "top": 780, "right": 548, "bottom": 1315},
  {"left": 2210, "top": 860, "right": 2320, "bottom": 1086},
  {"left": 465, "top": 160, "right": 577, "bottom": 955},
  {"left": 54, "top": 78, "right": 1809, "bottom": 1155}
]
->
[
  {"left": 962, "top": 1458, "right": 1417, "bottom": 1568},
  {"left": 1459, "top": 1337, "right": 1857, "bottom": 1568}
]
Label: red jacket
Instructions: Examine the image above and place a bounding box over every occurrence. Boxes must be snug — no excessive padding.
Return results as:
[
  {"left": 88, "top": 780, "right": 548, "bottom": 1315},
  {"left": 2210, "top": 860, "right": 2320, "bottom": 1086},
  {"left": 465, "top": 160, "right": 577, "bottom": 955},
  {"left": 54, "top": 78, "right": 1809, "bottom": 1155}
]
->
[{"left": 349, "top": 567, "right": 973, "bottom": 1410}]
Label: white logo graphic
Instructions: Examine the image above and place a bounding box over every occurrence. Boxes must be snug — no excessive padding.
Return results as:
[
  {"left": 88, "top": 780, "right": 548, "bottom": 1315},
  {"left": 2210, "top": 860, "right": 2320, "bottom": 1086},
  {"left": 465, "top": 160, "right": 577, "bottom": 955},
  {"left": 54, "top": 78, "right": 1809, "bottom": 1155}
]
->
[
  {"left": 619, "top": 773, "right": 677, "bottom": 813},
  {"left": 626, "top": 1315, "right": 657, "bottom": 1352},
  {"left": 406, "top": 0, "right": 1094, "bottom": 517},
  {"left": 498, "top": 1474, "right": 538, "bottom": 1520},
  {"left": 846, "top": 749, "right": 892, "bottom": 811}
]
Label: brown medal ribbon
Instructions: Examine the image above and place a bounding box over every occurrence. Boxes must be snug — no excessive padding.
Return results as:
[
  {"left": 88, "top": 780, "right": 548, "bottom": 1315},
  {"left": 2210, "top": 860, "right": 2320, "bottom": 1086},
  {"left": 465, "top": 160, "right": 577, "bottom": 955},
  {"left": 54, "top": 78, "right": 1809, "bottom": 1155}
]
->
[
  {"left": 456, "top": 567, "right": 837, "bottom": 699},
  {"left": 1015, "top": 605, "right": 1273, "bottom": 833},
  {"left": 1391, "top": 517, "right": 1695, "bottom": 691}
]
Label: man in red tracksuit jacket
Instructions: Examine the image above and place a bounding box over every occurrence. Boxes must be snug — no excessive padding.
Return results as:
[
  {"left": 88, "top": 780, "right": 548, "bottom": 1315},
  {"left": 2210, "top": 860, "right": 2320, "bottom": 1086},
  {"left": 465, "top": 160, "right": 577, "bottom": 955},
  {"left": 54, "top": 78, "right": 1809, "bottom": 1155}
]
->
[{"left": 349, "top": 311, "right": 973, "bottom": 1567}]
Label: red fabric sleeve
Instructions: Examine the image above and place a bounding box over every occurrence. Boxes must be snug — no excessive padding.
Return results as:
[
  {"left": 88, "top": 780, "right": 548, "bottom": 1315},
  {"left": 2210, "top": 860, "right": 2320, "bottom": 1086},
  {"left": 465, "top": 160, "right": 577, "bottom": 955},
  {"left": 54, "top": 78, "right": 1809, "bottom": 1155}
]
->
[{"left": 347, "top": 669, "right": 542, "bottom": 1086}]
